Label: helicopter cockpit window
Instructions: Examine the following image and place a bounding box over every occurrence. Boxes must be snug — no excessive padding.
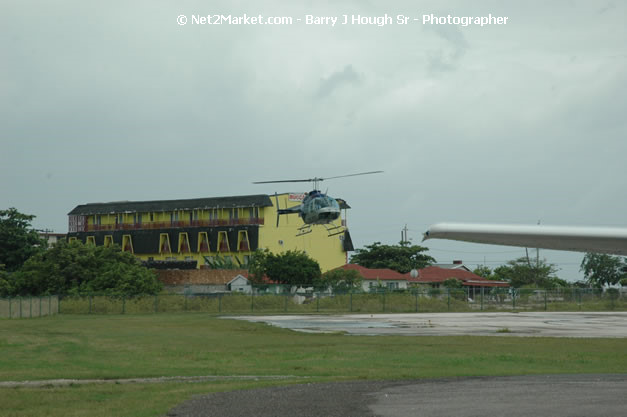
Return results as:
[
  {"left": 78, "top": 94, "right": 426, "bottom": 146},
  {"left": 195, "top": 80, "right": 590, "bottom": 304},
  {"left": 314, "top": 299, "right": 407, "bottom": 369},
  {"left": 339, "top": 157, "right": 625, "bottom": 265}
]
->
[
  {"left": 323, "top": 196, "right": 339, "bottom": 209},
  {"left": 310, "top": 196, "right": 339, "bottom": 210}
]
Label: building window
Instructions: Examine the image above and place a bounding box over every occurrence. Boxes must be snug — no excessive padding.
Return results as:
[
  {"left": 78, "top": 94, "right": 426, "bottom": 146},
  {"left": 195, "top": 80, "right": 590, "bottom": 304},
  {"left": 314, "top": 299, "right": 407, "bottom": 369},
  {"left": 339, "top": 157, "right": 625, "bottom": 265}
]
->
[
  {"left": 218, "top": 231, "right": 230, "bottom": 252},
  {"left": 198, "top": 232, "right": 210, "bottom": 252},
  {"left": 150, "top": 213, "right": 154, "bottom": 222},
  {"left": 122, "top": 235, "right": 133, "bottom": 253},
  {"left": 237, "top": 231, "right": 250, "bottom": 252},
  {"left": 160, "top": 233, "right": 171, "bottom": 254},
  {"left": 178, "top": 233, "right": 190, "bottom": 253}
]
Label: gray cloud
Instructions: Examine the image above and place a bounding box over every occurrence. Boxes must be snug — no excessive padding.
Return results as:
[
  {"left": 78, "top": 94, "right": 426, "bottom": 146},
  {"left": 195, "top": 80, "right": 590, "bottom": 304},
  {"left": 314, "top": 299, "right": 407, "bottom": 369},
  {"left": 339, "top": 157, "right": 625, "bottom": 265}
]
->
[
  {"left": 426, "top": 25, "right": 469, "bottom": 72},
  {"left": 316, "top": 65, "right": 361, "bottom": 98}
]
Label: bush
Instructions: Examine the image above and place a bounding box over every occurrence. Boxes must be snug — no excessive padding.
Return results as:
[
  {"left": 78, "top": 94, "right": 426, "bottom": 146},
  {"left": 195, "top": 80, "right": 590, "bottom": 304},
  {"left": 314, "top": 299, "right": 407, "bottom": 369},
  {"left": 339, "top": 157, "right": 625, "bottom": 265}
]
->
[{"left": 11, "top": 241, "right": 162, "bottom": 296}]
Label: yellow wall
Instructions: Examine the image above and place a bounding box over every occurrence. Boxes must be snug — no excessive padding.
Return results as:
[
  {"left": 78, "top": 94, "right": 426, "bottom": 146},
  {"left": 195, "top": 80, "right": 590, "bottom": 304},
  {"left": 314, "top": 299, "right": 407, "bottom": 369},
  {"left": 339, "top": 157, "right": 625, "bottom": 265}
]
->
[{"left": 257, "top": 193, "right": 347, "bottom": 272}]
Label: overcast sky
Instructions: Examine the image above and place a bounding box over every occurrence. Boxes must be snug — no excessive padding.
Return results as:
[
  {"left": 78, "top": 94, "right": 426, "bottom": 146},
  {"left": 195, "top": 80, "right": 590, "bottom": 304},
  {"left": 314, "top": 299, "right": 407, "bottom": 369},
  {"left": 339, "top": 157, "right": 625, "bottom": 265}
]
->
[{"left": 2, "top": 1, "right": 625, "bottom": 280}]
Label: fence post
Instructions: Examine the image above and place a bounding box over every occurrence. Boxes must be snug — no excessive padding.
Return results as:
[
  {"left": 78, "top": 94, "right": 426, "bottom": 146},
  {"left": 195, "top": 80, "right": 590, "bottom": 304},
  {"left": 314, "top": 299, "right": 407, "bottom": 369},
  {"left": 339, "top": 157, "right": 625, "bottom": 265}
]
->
[
  {"left": 382, "top": 291, "right": 386, "bottom": 312},
  {"left": 316, "top": 294, "right": 320, "bottom": 312},
  {"left": 154, "top": 295, "right": 158, "bottom": 313},
  {"left": 251, "top": 292, "right": 254, "bottom": 312},
  {"left": 49, "top": 295, "right": 52, "bottom": 316},
  {"left": 30, "top": 297, "right": 33, "bottom": 318},
  {"left": 512, "top": 289, "right": 516, "bottom": 310},
  {"left": 447, "top": 288, "right": 450, "bottom": 311},
  {"left": 350, "top": 291, "right": 353, "bottom": 313},
  {"left": 284, "top": 293, "right": 288, "bottom": 312},
  {"left": 122, "top": 296, "right": 126, "bottom": 314},
  {"left": 415, "top": 290, "right": 418, "bottom": 313},
  {"left": 9, "top": 297, "right": 11, "bottom": 319},
  {"left": 19, "top": 297, "right": 22, "bottom": 319},
  {"left": 39, "top": 297, "right": 42, "bottom": 317},
  {"left": 480, "top": 287, "right": 484, "bottom": 311},
  {"left": 89, "top": 294, "right": 92, "bottom": 314}
]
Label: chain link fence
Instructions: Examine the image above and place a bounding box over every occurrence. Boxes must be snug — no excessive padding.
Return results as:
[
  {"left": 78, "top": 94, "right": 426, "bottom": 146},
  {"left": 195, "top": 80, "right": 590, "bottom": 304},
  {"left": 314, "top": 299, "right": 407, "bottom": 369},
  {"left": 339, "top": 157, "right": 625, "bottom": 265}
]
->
[
  {"left": 0, "top": 296, "right": 59, "bottom": 318},
  {"left": 48, "top": 288, "right": 626, "bottom": 315}
]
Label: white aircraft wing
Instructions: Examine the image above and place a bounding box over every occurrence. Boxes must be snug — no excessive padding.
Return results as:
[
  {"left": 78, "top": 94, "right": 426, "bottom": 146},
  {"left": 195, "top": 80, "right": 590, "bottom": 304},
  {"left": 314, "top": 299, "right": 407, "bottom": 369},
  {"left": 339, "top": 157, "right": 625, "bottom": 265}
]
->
[{"left": 423, "top": 223, "right": 627, "bottom": 256}]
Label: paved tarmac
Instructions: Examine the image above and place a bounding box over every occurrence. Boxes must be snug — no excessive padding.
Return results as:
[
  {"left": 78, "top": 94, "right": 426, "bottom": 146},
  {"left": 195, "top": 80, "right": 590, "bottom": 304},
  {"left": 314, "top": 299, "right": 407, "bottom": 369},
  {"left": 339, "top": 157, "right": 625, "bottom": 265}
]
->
[
  {"left": 166, "top": 374, "right": 627, "bottom": 416},
  {"left": 166, "top": 313, "right": 627, "bottom": 416},
  {"left": 232, "top": 312, "right": 627, "bottom": 337}
]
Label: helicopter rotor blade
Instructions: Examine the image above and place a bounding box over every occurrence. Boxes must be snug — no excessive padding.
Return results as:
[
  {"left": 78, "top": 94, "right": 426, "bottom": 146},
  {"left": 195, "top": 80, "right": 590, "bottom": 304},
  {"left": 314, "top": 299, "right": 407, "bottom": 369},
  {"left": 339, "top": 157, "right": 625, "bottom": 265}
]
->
[
  {"left": 253, "top": 171, "right": 382, "bottom": 184},
  {"left": 252, "top": 179, "right": 316, "bottom": 184},
  {"left": 322, "top": 171, "right": 384, "bottom": 181}
]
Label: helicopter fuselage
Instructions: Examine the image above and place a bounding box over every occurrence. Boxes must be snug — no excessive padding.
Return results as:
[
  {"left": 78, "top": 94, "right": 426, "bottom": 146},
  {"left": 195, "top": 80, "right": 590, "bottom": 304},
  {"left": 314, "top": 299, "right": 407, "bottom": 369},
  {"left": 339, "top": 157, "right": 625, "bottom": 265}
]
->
[{"left": 299, "top": 191, "right": 341, "bottom": 225}]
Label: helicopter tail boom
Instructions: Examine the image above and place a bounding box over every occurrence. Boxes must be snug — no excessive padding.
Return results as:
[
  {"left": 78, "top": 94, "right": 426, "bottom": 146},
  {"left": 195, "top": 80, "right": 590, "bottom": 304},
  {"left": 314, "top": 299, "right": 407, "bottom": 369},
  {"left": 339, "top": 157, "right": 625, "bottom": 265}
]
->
[{"left": 274, "top": 193, "right": 301, "bottom": 227}]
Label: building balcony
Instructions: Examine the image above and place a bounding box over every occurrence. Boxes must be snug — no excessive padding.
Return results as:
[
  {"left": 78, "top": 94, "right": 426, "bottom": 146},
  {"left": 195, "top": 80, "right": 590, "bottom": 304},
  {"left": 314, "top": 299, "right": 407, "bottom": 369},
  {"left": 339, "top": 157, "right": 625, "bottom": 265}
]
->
[{"left": 85, "top": 217, "right": 264, "bottom": 232}]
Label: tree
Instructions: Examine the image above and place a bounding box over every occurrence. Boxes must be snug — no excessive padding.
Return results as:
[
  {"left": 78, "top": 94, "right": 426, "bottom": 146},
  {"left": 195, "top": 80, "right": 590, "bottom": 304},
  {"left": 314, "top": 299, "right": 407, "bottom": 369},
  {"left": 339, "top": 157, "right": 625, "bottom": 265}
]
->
[
  {"left": 0, "top": 208, "right": 46, "bottom": 272},
  {"left": 204, "top": 255, "right": 241, "bottom": 269},
  {"left": 0, "top": 267, "right": 13, "bottom": 297},
  {"left": 442, "top": 278, "right": 463, "bottom": 288},
  {"left": 492, "top": 257, "right": 561, "bottom": 289},
  {"left": 472, "top": 265, "right": 494, "bottom": 279},
  {"left": 249, "top": 250, "right": 321, "bottom": 286},
  {"left": 580, "top": 253, "right": 627, "bottom": 288},
  {"left": 314, "top": 268, "right": 363, "bottom": 292},
  {"left": 10, "top": 241, "right": 162, "bottom": 296},
  {"left": 350, "top": 241, "right": 434, "bottom": 273},
  {"left": 247, "top": 249, "right": 271, "bottom": 285}
]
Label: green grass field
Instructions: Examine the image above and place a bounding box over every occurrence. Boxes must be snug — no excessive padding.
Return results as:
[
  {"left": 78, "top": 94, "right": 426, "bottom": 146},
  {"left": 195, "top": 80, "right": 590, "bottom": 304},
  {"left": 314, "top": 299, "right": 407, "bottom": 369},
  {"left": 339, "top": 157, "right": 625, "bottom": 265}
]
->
[{"left": 1, "top": 314, "right": 626, "bottom": 416}]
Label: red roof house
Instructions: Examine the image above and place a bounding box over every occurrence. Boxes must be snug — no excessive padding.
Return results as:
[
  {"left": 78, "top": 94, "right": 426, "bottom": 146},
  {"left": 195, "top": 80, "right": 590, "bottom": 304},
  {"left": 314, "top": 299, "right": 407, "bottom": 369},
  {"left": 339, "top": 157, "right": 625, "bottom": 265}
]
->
[
  {"left": 407, "top": 266, "right": 509, "bottom": 288},
  {"left": 340, "top": 264, "right": 410, "bottom": 291}
]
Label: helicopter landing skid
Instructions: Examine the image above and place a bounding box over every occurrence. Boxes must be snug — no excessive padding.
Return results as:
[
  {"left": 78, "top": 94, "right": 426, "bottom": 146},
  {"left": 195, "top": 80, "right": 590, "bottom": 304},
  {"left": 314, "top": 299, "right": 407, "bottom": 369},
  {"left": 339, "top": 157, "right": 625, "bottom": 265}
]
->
[
  {"left": 324, "top": 224, "right": 345, "bottom": 237},
  {"left": 296, "top": 225, "right": 313, "bottom": 237}
]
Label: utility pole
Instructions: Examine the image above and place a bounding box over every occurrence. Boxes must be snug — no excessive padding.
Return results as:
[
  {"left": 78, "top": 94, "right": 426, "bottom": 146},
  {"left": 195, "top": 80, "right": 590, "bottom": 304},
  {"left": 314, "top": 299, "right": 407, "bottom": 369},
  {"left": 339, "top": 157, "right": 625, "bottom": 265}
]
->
[
  {"left": 401, "top": 224, "right": 409, "bottom": 244},
  {"left": 536, "top": 220, "right": 541, "bottom": 269}
]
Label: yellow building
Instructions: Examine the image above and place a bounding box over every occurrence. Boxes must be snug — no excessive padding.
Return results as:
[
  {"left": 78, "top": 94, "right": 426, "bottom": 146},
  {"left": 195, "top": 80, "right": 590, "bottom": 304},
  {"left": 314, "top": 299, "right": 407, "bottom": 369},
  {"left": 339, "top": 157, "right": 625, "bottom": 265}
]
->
[{"left": 67, "top": 193, "right": 353, "bottom": 271}]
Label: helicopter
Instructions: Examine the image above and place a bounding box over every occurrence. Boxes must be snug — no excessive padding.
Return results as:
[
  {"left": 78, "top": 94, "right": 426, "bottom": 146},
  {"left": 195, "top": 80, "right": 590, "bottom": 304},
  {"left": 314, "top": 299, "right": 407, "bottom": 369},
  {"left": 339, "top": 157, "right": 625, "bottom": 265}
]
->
[{"left": 253, "top": 171, "right": 383, "bottom": 236}]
